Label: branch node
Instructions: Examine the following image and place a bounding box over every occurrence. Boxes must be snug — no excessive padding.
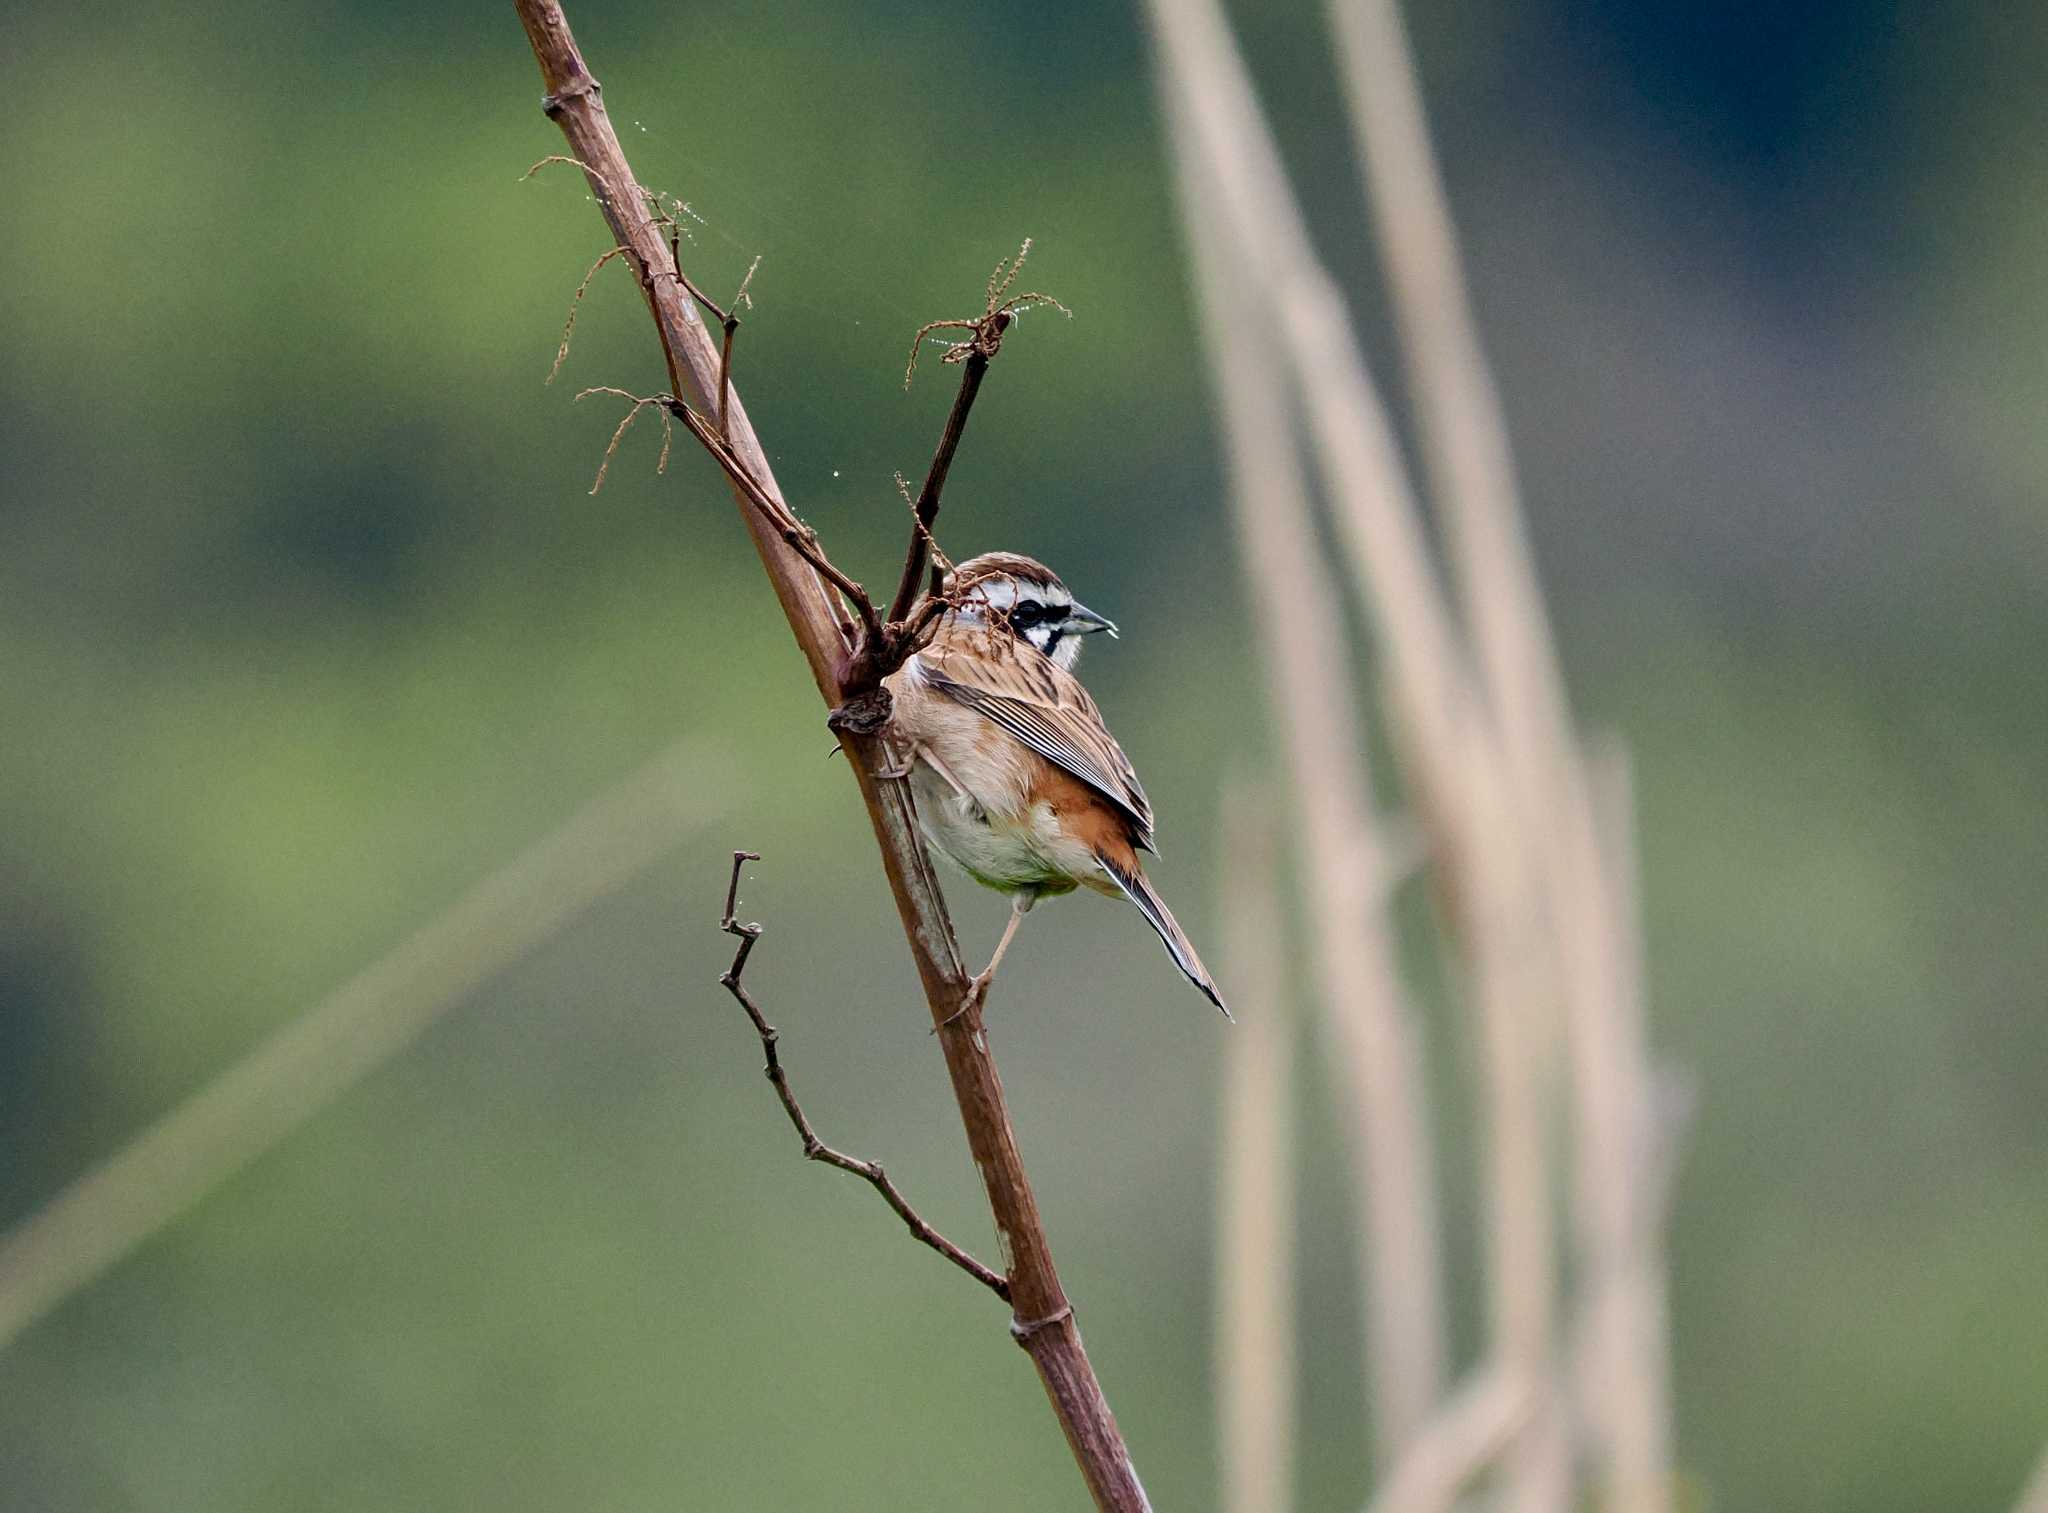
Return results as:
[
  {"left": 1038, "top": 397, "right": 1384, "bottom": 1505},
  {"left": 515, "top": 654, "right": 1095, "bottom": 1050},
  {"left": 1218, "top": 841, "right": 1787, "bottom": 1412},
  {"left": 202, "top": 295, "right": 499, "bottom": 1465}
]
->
[
  {"left": 540, "top": 78, "right": 600, "bottom": 118},
  {"left": 574, "top": 386, "right": 676, "bottom": 492},
  {"left": 903, "top": 238, "right": 1069, "bottom": 389},
  {"left": 827, "top": 687, "right": 895, "bottom": 739},
  {"left": 1010, "top": 1302, "right": 1075, "bottom": 1345}
]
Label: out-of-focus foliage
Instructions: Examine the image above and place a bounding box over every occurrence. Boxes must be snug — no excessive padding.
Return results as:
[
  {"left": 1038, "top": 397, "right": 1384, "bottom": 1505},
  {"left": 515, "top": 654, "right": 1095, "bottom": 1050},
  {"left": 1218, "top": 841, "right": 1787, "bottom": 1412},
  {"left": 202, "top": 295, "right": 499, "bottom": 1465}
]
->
[{"left": 3, "top": 1, "right": 2044, "bottom": 1509}]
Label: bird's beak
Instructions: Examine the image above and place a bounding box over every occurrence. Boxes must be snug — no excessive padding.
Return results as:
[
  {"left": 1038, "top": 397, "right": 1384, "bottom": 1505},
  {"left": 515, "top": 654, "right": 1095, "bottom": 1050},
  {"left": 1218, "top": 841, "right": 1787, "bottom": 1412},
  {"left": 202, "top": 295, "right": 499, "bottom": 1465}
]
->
[{"left": 1068, "top": 601, "right": 1119, "bottom": 639}]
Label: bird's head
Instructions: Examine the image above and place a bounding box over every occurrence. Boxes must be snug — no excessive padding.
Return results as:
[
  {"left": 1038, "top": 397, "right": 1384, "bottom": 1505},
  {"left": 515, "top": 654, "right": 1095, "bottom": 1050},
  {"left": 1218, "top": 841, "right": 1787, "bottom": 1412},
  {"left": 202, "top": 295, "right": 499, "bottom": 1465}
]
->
[{"left": 944, "top": 552, "right": 1118, "bottom": 671}]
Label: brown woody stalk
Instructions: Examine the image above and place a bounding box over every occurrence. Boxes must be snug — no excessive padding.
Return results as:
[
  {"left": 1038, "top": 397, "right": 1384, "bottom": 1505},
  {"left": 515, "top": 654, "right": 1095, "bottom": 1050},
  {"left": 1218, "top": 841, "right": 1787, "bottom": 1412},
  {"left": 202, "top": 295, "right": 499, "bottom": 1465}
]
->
[{"left": 510, "top": 6, "right": 1148, "bottom": 1508}]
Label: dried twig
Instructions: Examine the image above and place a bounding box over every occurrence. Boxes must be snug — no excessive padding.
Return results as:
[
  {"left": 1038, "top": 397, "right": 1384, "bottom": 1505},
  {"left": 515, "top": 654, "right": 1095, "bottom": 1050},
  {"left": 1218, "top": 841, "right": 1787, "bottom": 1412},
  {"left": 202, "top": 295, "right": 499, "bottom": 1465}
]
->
[
  {"left": 659, "top": 396, "right": 887, "bottom": 653},
  {"left": 668, "top": 255, "right": 760, "bottom": 442},
  {"left": 717, "top": 852, "right": 1009, "bottom": 1301},
  {"left": 902, "top": 239, "right": 1070, "bottom": 390},
  {"left": 886, "top": 242, "right": 1069, "bottom": 623},
  {"left": 575, "top": 385, "right": 674, "bottom": 493},
  {"left": 548, "top": 245, "right": 629, "bottom": 384},
  {"left": 886, "top": 302, "right": 1010, "bottom": 621},
  {"left": 524, "top": 152, "right": 612, "bottom": 193}
]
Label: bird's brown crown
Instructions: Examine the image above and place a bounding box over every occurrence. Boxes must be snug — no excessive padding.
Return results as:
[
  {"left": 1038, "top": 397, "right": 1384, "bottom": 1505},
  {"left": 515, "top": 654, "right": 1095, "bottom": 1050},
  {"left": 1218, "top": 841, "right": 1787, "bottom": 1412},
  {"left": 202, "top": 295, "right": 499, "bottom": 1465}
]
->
[{"left": 943, "top": 552, "right": 1066, "bottom": 600}]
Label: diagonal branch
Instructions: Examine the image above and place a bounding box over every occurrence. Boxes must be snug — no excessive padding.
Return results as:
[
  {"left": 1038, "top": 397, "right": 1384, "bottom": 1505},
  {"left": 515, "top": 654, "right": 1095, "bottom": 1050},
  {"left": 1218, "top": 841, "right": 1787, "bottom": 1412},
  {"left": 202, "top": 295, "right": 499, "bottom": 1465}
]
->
[
  {"left": 889, "top": 242, "right": 1072, "bottom": 622},
  {"left": 717, "top": 852, "right": 1009, "bottom": 1301},
  {"left": 512, "top": 6, "right": 1149, "bottom": 1508},
  {"left": 886, "top": 307, "right": 1008, "bottom": 623}
]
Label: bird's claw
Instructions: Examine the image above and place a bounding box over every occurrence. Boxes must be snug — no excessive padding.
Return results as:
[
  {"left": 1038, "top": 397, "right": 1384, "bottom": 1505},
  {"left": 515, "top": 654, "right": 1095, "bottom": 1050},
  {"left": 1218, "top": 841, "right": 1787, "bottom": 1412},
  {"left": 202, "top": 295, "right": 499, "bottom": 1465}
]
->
[{"left": 933, "top": 971, "right": 992, "bottom": 1034}]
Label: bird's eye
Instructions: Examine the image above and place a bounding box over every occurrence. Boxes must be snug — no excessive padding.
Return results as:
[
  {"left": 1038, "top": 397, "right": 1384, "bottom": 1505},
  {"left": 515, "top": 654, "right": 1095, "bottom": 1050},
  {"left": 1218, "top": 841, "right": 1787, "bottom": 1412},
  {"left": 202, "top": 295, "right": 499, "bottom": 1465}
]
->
[{"left": 1011, "top": 600, "right": 1043, "bottom": 625}]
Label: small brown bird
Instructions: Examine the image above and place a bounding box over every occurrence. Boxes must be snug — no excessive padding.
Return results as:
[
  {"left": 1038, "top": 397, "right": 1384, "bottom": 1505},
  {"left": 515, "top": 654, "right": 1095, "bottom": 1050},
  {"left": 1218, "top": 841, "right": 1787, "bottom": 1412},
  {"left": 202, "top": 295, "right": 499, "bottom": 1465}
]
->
[{"left": 883, "top": 552, "right": 1228, "bottom": 1017}]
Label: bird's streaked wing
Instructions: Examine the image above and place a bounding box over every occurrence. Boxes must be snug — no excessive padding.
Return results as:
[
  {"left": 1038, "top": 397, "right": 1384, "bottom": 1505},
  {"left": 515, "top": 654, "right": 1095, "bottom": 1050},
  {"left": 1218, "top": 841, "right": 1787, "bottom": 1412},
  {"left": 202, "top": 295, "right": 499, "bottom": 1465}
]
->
[{"left": 920, "top": 638, "right": 1157, "bottom": 852}]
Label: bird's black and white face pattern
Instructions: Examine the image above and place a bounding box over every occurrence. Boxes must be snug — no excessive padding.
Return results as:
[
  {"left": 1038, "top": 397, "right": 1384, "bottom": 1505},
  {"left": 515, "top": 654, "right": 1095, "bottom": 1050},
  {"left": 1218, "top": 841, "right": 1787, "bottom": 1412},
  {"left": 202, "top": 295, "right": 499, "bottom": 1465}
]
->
[{"left": 950, "top": 555, "right": 1119, "bottom": 671}]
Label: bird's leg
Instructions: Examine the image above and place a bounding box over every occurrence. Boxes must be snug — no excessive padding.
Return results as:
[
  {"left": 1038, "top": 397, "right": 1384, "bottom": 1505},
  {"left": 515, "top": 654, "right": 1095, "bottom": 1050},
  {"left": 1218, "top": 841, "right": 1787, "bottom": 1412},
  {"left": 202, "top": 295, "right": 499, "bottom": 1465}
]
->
[
  {"left": 916, "top": 745, "right": 979, "bottom": 808},
  {"left": 937, "top": 891, "right": 1035, "bottom": 1031},
  {"left": 977, "top": 892, "right": 1033, "bottom": 986},
  {"left": 875, "top": 740, "right": 920, "bottom": 781},
  {"left": 876, "top": 741, "right": 977, "bottom": 811}
]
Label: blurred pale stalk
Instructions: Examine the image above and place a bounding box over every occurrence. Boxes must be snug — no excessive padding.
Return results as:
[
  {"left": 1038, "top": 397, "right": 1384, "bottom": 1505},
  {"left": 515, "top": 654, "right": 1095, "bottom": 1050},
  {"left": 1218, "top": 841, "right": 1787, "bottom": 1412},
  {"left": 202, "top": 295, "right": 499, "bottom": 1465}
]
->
[
  {"left": 1150, "top": 0, "right": 1575, "bottom": 1494},
  {"left": 1326, "top": 3, "right": 1676, "bottom": 1505},
  {"left": 0, "top": 736, "right": 733, "bottom": 1351},
  {"left": 2014, "top": 1442, "right": 2048, "bottom": 1513},
  {"left": 1162, "top": 59, "right": 1449, "bottom": 1453},
  {"left": 1215, "top": 783, "right": 1297, "bottom": 1513},
  {"left": 1141, "top": 0, "right": 1484, "bottom": 851},
  {"left": 1583, "top": 737, "right": 1680, "bottom": 1506},
  {"left": 1365, "top": 1363, "right": 1535, "bottom": 1513},
  {"left": 1462, "top": 758, "right": 1573, "bottom": 1513}
]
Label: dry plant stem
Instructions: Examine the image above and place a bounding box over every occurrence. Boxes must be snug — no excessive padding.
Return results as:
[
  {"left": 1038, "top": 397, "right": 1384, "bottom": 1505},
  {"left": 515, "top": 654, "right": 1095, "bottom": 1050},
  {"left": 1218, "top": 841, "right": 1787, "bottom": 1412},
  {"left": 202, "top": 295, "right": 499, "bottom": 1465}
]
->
[
  {"left": 1214, "top": 785, "right": 1298, "bottom": 1513},
  {"left": 1328, "top": 5, "right": 1673, "bottom": 1505},
  {"left": 2013, "top": 1442, "right": 2048, "bottom": 1513},
  {"left": 513, "top": 8, "right": 1148, "bottom": 1508},
  {"left": 1154, "top": 1, "right": 1585, "bottom": 1493},
  {"left": 1362, "top": 1363, "right": 1536, "bottom": 1513},
  {"left": 1144, "top": 0, "right": 1484, "bottom": 877},
  {"left": 1579, "top": 737, "right": 1677, "bottom": 1507},
  {"left": 1463, "top": 781, "right": 1572, "bottom": 1513},
  {"left": 887, "top": 309, "right": 1011, "bottom": 623},
  {"left": 1165, "top": 100, "right": 1448, "bottom": 1454},
  {"left": 718, "top": 852, "right": 1009, "bottom": 1301},
  {"left": 0, "top": 736, "right": 731, "bottom": 1350}
]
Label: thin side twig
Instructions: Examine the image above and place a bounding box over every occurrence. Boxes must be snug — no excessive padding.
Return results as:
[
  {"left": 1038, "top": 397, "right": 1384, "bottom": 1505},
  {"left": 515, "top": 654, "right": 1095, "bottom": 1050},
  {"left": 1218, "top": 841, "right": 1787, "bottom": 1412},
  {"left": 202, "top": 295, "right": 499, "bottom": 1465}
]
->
[
  {"left": 670, "top": 254, "right": 760, "bottom": 442},
  {"left": 886, "top": 306, "right": 1009, "bottom": 622},
  {"left": 888, "top": 241, "right": 1069, "bottom": 622},
  {"left": 575, "top": 385, "right": 674, "bottom": 493},
  {"left": 661, "top": 396, "right": 887, "bottom": 654},
  {"left": 717, "top": 852, "right": 1009, "bottom": 1302},
  {"left": 548, "top": 244, "right": 629, "bottom": 384}
]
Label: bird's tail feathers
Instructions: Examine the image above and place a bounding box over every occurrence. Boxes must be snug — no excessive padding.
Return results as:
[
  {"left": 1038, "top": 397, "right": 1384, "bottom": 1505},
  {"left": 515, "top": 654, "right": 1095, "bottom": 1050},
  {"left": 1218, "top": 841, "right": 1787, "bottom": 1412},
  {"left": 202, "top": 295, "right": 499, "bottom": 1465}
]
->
[{"left": 1099, "top": 860, "right": 1231, "bottom": 1020}]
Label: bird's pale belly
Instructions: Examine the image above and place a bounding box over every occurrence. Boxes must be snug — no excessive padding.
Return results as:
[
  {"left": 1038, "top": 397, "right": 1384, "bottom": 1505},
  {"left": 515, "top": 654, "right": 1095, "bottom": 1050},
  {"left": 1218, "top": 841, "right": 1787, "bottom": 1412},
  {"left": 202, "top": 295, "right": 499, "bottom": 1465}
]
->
[{"left": 907, "top": 763, "right": 1089, "bottom": 897}]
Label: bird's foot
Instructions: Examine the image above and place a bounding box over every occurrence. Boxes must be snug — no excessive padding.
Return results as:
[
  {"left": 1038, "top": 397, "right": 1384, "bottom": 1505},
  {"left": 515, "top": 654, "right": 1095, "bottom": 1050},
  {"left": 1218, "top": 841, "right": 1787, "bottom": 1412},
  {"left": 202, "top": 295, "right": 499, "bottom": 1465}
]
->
[{"left": 933, "top": 970, "right": 993, "bottom": 1034}]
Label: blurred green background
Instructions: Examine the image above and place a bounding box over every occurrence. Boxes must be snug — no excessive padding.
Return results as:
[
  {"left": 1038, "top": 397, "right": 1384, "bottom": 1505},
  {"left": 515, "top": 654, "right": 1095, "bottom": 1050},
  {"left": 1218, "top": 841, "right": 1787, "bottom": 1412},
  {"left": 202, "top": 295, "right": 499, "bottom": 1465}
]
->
[{"left": 5, "top": 0, "right": 2046, "bottom": 1508}]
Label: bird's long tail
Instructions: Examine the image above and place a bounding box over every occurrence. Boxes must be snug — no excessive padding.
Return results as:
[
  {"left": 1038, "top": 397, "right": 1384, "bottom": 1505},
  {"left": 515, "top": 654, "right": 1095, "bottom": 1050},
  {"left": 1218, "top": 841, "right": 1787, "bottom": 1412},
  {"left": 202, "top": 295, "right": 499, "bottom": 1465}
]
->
[{"left": 1099, "top": 860, "right": 1231, "bottom": 1019}]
